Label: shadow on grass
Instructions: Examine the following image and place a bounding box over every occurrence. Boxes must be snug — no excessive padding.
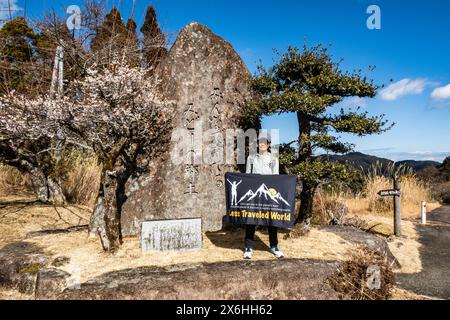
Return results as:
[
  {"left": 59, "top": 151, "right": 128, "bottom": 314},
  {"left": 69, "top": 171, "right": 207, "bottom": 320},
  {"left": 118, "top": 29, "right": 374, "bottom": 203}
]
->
[{"left": 205, "top": 225, "right": 271, "bottom": 252}]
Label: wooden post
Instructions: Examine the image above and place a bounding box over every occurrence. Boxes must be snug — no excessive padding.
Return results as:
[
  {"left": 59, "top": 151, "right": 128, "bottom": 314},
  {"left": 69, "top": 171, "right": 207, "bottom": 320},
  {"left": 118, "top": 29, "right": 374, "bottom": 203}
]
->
[
  {"left": 50, "top": 45, "right": 64, "bottom": 98},
  {"left": 393, "top": 177, "right": 401, "bottom": 236}
]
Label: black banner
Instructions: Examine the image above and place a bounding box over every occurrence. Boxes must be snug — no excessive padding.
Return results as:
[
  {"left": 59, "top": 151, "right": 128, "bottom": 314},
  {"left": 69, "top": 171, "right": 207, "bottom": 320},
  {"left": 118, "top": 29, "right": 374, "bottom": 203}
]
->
[{"left": 225, "top": 172, "right": 297, "bottom": 229}]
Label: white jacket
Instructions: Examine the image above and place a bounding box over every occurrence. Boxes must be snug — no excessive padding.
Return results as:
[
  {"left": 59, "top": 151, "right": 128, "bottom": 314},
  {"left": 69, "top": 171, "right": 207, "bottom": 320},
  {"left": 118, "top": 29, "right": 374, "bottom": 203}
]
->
[{"left": 246, "top": 153, "right": 279, "bottom": 175}]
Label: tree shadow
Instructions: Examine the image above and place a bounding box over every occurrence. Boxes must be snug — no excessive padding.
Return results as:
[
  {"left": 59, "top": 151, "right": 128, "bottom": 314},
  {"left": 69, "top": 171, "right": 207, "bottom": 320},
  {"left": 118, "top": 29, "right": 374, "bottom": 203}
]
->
[
  {"left": 0, "top": 241, "right": 45, "bottom": 256},
  {"left": 0, "top": 199, "right": 44, "bottom": 215},
  {"left": 396, "top": 205, "right": 450, "bottom": 299},
  {"left": 205, "top": 225, "right": 271, "bottom": 252}
]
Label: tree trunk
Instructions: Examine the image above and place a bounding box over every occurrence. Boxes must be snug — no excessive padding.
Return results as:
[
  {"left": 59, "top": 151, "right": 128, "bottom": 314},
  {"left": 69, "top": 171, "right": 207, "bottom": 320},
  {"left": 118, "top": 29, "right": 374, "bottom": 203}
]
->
[
  {"left": 47, "top": 177, "right": 67, "bottom": 205},
  {"left": 295, "top": 181, "right": 318, "bottom": 234},
  {"left": 95, "top": 163, "right": 129, "bottom": 253},
  {"left": 89, "top": 193, "right": 105, "bottom": 238},
  {"left": 295, "top": 111, "right": 317, "bottom": 234},
  {"left": 30, "top": 168, "right": 50, "bottom": 202},
  {"left": 29, "top": 168, "right": 66, "bottom": 204}
]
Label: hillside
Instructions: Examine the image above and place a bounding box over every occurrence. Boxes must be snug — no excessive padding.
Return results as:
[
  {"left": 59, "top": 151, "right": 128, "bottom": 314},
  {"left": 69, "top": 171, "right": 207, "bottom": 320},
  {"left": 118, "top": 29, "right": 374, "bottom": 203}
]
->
[{"left": 316, "top": 152, "right": 441, "bottom": 174}]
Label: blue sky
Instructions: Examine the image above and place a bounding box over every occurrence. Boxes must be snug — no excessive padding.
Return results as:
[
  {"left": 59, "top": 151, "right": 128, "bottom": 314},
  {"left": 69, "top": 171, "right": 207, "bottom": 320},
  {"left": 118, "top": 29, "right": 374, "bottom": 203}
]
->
[{"left": 2, "top": 0, "right": 450, "bottom": 162}]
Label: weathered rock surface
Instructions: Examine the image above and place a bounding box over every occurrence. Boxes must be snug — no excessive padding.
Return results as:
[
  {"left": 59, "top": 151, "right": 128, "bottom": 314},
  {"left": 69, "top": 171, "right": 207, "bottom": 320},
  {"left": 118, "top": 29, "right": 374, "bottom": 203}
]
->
[
  {"left": 319, "top": 225, "right": 400, "bottom": 268},
  {"left": 121, "top": 22, "right": 254, "bottom": 236},
  {"left": 57, "top": 259, "right": 344, "bottom": 300},
  {"left": 0, "top": 241, "right": 50, "bottom": 295},
  {"left": 35, "top": 268, "right": 71, "bottom": 300}
]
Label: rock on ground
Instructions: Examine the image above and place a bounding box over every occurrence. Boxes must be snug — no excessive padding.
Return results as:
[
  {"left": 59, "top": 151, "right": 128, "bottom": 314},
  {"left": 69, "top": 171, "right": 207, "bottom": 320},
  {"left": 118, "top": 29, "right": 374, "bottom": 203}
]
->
[
  {"left": 58, "top": 259, "right": 344, "bottom": 300},
  {"left": 319, "top": 225, "right": 400, "bottom": 268},
  {"left": 0, "top": 241, "right": 50, "bottom": 295},
  {"left": 35, "top": 268, "right": 71, "bottom": 300}
]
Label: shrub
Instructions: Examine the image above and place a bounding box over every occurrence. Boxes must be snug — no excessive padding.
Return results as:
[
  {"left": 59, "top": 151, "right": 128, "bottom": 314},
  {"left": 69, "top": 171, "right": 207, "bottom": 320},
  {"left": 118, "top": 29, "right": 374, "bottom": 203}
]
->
[
  {"left": 312, "top": 192, "right": 348, "bottom": 225},
  {"left": 328, "top": 246, "right": 396, "bottom": 300}
]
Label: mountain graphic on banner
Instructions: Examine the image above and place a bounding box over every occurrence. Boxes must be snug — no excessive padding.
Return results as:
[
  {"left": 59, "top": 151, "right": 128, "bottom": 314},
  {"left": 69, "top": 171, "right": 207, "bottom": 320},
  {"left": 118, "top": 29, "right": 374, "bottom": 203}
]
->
[{"left": 238, "top": 183, "right": 290, "bottom": 206}]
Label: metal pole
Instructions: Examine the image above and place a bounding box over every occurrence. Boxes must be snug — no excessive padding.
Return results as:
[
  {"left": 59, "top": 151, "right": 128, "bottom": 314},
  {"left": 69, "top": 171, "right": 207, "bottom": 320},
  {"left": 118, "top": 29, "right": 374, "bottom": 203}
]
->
[
  {"left": 394, "top": 177, "right": 401, "bottom": 236},
  {"left": 421, "top": 201, "right": 427, "bottom": 225}
]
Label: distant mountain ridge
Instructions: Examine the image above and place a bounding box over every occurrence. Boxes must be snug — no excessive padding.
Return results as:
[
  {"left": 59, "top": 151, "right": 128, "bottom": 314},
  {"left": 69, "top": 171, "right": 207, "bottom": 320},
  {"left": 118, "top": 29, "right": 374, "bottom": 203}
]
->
[{"left": 316, "top": 152, "right": 441, "bottom": 173}]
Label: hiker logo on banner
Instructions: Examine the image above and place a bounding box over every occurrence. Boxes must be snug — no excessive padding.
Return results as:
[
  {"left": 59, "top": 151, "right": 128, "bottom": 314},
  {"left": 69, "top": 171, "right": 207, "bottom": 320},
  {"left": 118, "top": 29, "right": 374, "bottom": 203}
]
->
[{"left": 224, "top": 172, "right": 297, "bottom": 229}]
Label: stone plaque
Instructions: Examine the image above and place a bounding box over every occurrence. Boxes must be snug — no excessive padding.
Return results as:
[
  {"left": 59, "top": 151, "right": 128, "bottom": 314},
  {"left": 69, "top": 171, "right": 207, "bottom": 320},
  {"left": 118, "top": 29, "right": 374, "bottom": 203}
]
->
[{"left": 141, "top": 218, "right": 202, "bottom": 252}]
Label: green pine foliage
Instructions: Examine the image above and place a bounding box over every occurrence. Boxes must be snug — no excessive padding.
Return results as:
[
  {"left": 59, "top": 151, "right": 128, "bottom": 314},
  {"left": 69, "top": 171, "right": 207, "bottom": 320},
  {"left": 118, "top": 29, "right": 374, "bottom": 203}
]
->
[
  {"left": 252, "top": 45, "right": 393, "bottom": 229},
  {"left": 0, "top": 17, "right": 37, "bottom": 94}
]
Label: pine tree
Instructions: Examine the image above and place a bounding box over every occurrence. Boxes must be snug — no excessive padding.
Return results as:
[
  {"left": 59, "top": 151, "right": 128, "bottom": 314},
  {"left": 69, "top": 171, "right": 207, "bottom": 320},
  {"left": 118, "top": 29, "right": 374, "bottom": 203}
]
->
[
  {"left": 252, "top": 45, "right": 393, "bottom": 233},
  {"left": 0, "top": 17, "right": 37, "bottom": 94},
  {"left": 120, "top": 18, "right": 139, "bottom": 66},
  {"left": 124, "top": 18, "right": 138, "bottom": 45},
  {"left": 140, "top": 5, "right": 167, "bottom": 68},
  {"left": 90, "top": 7, "right": 125, "bottom": 66}
]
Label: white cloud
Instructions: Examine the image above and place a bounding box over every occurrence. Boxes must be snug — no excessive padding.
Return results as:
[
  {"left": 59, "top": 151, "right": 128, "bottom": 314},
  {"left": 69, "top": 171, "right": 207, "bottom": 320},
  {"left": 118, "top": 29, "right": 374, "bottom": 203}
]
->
[
  {"left": 0, "top": 0, "right": 21, "bottom": 26},
  {"left": 342, "top": 96, "right": 367, "bottom": 108},
  {"left": 379, "top": 78, "right": 427, "bottom": 101},
  {"left": 431, "top": 84, "right": 450, "bottom": 100}
]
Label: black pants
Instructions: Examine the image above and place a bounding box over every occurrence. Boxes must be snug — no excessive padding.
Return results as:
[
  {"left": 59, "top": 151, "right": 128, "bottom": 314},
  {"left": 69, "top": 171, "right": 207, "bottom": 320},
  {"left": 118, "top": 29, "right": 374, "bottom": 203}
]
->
[{"left": 245, "top": 225, "right": 278, "bottom": 249}]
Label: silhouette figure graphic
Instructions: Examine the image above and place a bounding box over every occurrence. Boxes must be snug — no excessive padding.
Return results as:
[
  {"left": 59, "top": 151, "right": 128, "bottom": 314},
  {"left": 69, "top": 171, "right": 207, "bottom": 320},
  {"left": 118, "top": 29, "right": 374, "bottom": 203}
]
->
[{"left": 227, "top": 179, "right": 242, "bottom": 206}]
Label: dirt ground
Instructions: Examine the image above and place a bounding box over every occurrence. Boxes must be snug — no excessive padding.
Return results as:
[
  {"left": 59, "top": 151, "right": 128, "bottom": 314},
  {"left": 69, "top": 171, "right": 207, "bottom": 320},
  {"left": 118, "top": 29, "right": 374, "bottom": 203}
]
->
[{"left": 0, "top": 195, "right": 443, "bottom": 300}]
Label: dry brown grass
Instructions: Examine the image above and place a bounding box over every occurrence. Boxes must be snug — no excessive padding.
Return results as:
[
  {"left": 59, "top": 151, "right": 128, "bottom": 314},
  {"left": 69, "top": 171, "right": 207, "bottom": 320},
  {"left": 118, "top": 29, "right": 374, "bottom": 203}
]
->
[
  {"left": 343, "top": 213, "right": 423, "bottom": 274},
  {"left": 61, "top": 152, "right": 101, "bottom": 208},
  {"left": 389, "top": 287, "right": 440, "bottom": 300},
  {"left": 0, "top": 195, "right": 92, "bottom": 247},
  {"left": 315, "top": 169, "right": 440, "bottom": 277},
  {"left": 0, "top": 165, "right": 33, "bottom": 196},
  {"left": 363, "top": 175, "right": 433, "bottom": 217},
  {"left": 23, "top": 228, "right": 359, "bottom": 284},
  {"left": 0, "top": 195, "right": 439, "bottom": 300},
  {"left": 0, "top": 197, "right": 358, "bottom": 284},
  {"left": 321, "top": 173, "right": 440, "bottom": 220},
  {"left": 0, "top": 288, "right": 33, "bottom": 300},
  {"left": 328, "top": 246, "right": 396, "bottom": 300},
  {"left": 0, "top": 151, "right": 101, "bottom": 208}
]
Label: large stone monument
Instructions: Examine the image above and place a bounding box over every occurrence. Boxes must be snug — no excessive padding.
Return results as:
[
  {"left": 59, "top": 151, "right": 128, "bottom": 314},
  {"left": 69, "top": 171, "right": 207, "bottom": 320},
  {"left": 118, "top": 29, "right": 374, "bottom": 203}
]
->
[{"left": 121, "top": 22, "right": 254, "bottom": 236}]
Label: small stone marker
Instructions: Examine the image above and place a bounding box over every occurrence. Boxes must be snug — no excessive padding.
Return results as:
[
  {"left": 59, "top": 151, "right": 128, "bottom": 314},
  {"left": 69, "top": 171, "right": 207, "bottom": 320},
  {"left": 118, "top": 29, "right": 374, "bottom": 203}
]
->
[{"left": 141, "top": 218, "right": 202, "bottom": 253}]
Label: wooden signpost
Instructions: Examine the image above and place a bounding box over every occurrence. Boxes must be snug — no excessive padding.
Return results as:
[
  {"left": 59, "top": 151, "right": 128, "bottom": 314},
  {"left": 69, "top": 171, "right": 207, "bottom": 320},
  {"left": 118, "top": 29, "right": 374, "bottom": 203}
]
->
[
  {"left": 377, "top": 189, "right": 401, "bottom": 197},
  {"left": 378, "top": 178, "right": 401, "bottom": 236}
]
